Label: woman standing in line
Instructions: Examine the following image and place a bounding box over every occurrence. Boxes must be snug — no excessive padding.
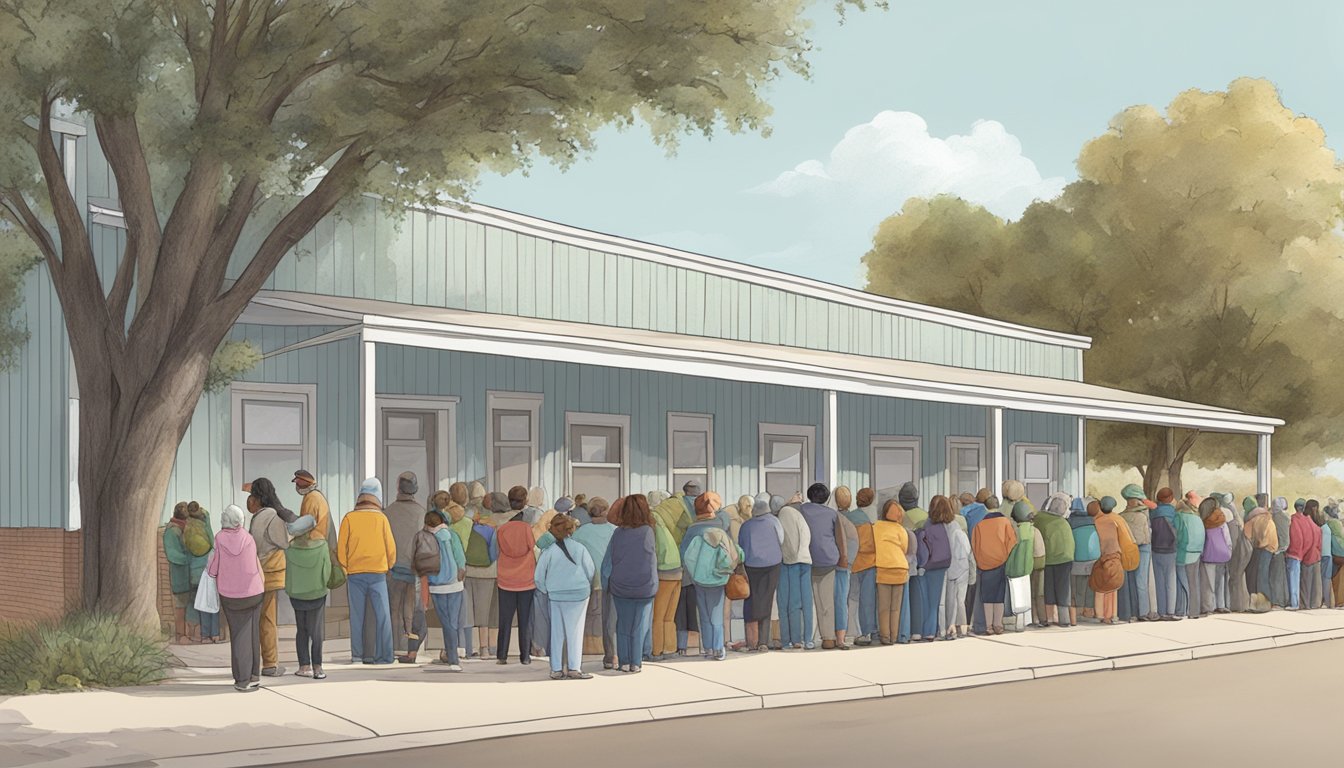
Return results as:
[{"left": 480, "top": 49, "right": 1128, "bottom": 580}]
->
[
  {"left": 535, "top": 514, "right": 596, "bottom": 680},
  {"left": 206, "top": 505, "right": 265, "bottom": 692},
  {"left": 873, "top": 501, "right": 910, "bottom": 645},
  {"left": 972, "top": 500, "right": 1018, "bottom": 635},
  {"left": 603, "top": 495, "right": 659, "bottom": 673}
]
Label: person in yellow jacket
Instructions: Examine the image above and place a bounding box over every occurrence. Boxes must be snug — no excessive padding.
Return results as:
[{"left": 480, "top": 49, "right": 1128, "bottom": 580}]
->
[
  {"left": 338, "top": 478, "right": 397, "bottom": 665},
  {"left": 873, "top": 500, "right": 910, "bottom": 645},
  {"left": 244, "top": 478, "right": 294, "bottom": 677},
  {"left": 292, "top": 469, "right": 330, "bottom": 542}
]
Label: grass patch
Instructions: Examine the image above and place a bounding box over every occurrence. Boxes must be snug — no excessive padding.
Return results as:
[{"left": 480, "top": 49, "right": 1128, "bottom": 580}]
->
[{"left": 0, "top": 611, "right": 173, "bottom": 695}]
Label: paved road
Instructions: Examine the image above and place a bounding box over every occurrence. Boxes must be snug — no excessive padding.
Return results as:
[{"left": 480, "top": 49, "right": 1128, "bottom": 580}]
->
[{"left": 283, "top": 641, "right": 1333, "bottom": 768}]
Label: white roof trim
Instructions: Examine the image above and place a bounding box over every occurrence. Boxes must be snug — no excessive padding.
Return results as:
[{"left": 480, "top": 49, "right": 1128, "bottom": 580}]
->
[
  {"left": 419, "top": 201, "right": 1093, "bottom": 351},
  {"left": 251, "top": 292, "right": 1279, "bottom": 435}
]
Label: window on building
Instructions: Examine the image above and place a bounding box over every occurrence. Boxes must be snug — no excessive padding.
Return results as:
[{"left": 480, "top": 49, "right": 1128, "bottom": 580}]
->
[
  {"left": 760, "top": 423, "right": 815, "bottom": 499},
  {"left": 946, "top": 437, "right": 987, "bottom": 496},
  {"left": 231, "top": 384, "right": 315, "bottom": 494},
  {"left": 487, "top": 392, "right": 542, "bottom": 492},
  {"left": 1013, "top": 443, "right": 1059, "bottom": 508},
  {"left": 567, "top": 412, "right": 630, "bottom": 501},
  {"left": 668, "top": 413, "right": 713, "bottom": 492},
  {"left": 376, "top": 396, "right": 457, "bottom": 503},
  {"left": 871, "top": 436, "right": 920, "bottom": 498}
]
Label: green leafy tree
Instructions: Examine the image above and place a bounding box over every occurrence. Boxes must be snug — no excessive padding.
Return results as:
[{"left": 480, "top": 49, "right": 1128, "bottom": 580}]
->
[
  {"left": 864, "top": 78, "right": 1344, "bottom": 496},
  {"left": 0, "top": 0, "right": 877, "bottom": 627}
]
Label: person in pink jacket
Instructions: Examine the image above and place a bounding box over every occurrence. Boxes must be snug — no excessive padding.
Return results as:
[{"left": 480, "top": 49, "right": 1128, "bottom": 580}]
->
[{"left": 207, "top": 504, "right": 266, "bottom": 692}]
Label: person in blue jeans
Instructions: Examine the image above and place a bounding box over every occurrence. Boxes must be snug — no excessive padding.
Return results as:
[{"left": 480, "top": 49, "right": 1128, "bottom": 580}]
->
[
  {"left": 338, "top": 478, "right": 396, "bottom": 664},
  {"left": 425, "top": 508, "right": 467, "bottom": 670},
  {"left": 845, "top": 488, "right": 879, "bottom": 645},
  {"left": 776, "top": 495, "right": 814, "bottom": 648},
  {"left": 1150, "top": 489, "right": 1180, "bottom": 620},
  {"left": 918, "top": 496, "right": 955, "bottom": 641},
  {"left": 603, "top": 494, "right": 658, "bottom": 673}
]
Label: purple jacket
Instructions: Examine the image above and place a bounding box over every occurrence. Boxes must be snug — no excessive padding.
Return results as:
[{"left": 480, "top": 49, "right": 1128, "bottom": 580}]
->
[{"left": 1201, "top": 522, "right": 1232, "bottom": 564}]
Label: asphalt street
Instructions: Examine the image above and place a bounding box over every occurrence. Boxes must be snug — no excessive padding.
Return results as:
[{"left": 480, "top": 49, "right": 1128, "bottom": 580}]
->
[{"left": 283, "top": 639, "right": 1331, "bottom": 768}]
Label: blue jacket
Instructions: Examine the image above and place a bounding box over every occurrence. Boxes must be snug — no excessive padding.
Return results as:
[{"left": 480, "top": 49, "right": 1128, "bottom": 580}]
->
[
  {"left": 960, "top": 503, "right": 989, "bottom": 537},
  {"left": 684, "top": 530, "right": 743, "bottom": 588},
  {"left": 571, "top": 521, "right": 616, "bottom": 587},
  {"left": 603, "top": 526, "right": 658, "bottom": 599},
  {"left": 427, "top": 527, "right": 466, "bottom": 589},
  {"left": 535, "top": 540, "right": 595, "bottom": 602},
  {"left": 739, "top": 515, "right": 785, "bottom": 568}
]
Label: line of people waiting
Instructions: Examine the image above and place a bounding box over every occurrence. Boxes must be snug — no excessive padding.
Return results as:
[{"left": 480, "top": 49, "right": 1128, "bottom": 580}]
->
[{"left": 200, "top": 468, "right": 1344, "bottom": 692}]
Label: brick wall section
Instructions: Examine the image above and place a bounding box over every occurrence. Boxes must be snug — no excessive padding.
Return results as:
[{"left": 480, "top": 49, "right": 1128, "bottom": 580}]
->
[
  {"left": 156, "top": 525, "right": 175, "bottom": 634},
  {"left": 0, "top": 528, "right": 82, "bottom": 622}
]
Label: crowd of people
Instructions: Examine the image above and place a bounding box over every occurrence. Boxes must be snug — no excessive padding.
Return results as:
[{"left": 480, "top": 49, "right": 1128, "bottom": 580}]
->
[{"left": 169, "top": 468, "right": 1344, "bottom": 693}]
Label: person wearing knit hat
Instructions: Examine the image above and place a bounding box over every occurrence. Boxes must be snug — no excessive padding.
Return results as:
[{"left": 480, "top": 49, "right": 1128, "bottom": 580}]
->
[
  {"left": 894, "top": 482, "right": 927, "bottom": 642},
  {"left": 384, "top": 471, "right": 428, "bottom": 664},
  {"left": 570, "top": 494, "right": 591, "bottom": 526},
  {"left": 844, "top": 487, "right": 879, "bottom": 645},
  {"left": 1088, "top": 497, "right": 1132, "bottom": 625},
  {"left": 338, "top": 478, "right": 396, "bottom": 665},
  {"left": 1117, "top": 487, "right": 1156, "bottom": 622},
  {"left": 798, "top": 483, "right": 850, "bottom": 650},
  {"left": 1034, "top": 492, "right": 1075, "bottom": 627},
  {"left": 975, "top": 487, "right": 992, "bottom": 505},
  {"left": 1269, "top": 497, "right": 1292, "bottom": 608}
]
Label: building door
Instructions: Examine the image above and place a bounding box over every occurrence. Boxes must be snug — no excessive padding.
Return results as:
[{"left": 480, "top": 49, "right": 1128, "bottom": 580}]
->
[
  {"left": 871, "top": 436, "right": 921, "bottom": 504},
  {"left": 1013, "top": 443, "right": 1059, "bottom": 509},
  {"left": 379, "top": 409, "right": 437, "bottom": 505}
]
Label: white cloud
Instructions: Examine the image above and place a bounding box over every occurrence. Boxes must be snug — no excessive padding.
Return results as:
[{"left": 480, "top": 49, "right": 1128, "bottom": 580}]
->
[
  {"left": 750, "top": 111, "right": 1066, "bottom": 221},
  {"left": 1312, "top": 460, "right": 1344, "bottom": 483}
]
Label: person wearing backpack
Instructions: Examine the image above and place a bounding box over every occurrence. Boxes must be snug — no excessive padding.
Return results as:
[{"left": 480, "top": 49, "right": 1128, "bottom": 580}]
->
[
  {"left": 1090, "top": 497, "right": 1134, "bottom": 625},
  {"left": 439, "top": 486, "right": 477, "bottom": 658},
  {"left": 1034, "top": 492, "right": 1074, "bottom": 627},
  {"left": 1199, "top": 496, "right": 1232, "bottom": 615},
  {"left": 410, "top": 509, "right": 459, "bottom": 669},
  {"left": 1174, "top": 495, "right": 1206, "bottom": 618},
  {"left": 1068, "top": 497, "right": 1100, "bottom": 625},
  {"left": 1004, "top": 501, "right": 1042, "bottom": 631},
  {"left": 1117, "top": 485, "right": 1155, "bottom": 623},
  {"left": 971, "top": 499, "right": 1018, "bottom": 635},
  {"left": 916, "top": 496, "right": 956, "bottom": 642},
  {"left": 164, "top": 502, "right": 198, "bottom": 645},
  {"left": 185, "top": 502, "right": 221, "bottom": 642},
  {"left": 1149, "top": 488, "right": 1180, "bottom": 620},
  {"left": 285, "top": 514, "right": 331, "bottom": 679}
]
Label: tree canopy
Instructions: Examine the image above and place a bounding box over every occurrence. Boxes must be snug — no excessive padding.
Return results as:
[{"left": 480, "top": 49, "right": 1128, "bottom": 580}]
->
[{"left": 864, "top": 78, "right": 1344, "bottom": 494}]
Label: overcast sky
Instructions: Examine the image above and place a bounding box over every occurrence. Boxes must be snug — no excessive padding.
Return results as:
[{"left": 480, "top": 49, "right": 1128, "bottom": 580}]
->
[{"left": 473, "top": 0, "right": 1344, "bottom": 289}]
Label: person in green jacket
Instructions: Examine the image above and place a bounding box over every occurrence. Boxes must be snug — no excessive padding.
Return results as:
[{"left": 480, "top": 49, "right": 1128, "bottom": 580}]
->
[
  {"left": 163, "top": 502, "right": 198, "bottom": 644},
  {"left": 1174, "top": 498, "right": 1206, "bottom": 619},
  {"left": 285, "top": 515, "right": 332, "bottom": 679},
  {"left": 1034, "top": 493, "right": 1074, "bottom": 628},
  {"left": 185, "top": 502, "right": 219, "bottom": 642}
]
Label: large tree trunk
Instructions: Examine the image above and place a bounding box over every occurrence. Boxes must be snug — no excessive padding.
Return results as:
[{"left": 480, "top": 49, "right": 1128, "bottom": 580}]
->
[{"left": 76, "top": 338, "right": 214, "bottom": 632}]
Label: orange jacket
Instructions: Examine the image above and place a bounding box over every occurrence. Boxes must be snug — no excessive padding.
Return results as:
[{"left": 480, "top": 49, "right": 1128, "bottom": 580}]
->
[{"left": 971, "top": 514, "right": 1018, "bottom": 570}]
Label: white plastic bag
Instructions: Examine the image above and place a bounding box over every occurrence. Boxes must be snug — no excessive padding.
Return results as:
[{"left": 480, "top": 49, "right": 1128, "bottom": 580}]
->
[
  {"left": 1007, "top": 575, "right": 1032, "bottom": 615},
  {"left": 195, "top": 572, "right": 220, "bottom": 614}
]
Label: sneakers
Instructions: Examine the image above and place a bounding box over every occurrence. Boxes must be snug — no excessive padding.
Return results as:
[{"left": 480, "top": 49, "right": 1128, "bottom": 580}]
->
[
  {"left": 550, "top": 671, "right": 566, "bottom": 680},
  {"left": 447, "top": 664, "right": 463, "bottom": 672},
  {"left": 565, "top": 670, "right": 593, "bottom": 680},
  {"left": 313, "top": 669, "right": 327, "bottom": 680},
  {"left": 261, "top": 666, "right": 285, "bottom": 677},
  {"left": 853, "top": 636, "right": 872, "bottom": 646}
]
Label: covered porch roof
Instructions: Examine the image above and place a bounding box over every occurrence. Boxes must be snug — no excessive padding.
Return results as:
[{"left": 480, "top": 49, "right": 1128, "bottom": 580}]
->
[{"left": 241, "top": 290, "right": 1283, "bottom": 437}]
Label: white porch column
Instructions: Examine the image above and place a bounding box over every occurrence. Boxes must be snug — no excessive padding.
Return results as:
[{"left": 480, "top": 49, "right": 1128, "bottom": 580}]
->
[
  {"left": 1077, "top": 417, "right": 1087, "bottom": 496},
  {"left": 823, "top": 389, "right": 838, "bottom": 491},
  {"left": 1256, "top": 433, "right": 1272, "bottom": 498},
  {"left": 990, "top": 406, "right": 1005, "bottom": 495},
  {"left": 360, "top": 336, "right": 377, "bottom": 481}
]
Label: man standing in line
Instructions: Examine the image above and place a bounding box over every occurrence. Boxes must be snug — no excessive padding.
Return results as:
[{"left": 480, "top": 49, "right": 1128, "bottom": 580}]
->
[
  {"left": 800, "top": 483, "right": 850, "bottom": 650},
  {"left": 385, "top": 472, "right": 428, "bottom": 663},
  {"left": 292, "top": 470, "right": 330, "bottom": 542},
  {"left": 338, "top": 478, "right": 397, "bottom": 665}
]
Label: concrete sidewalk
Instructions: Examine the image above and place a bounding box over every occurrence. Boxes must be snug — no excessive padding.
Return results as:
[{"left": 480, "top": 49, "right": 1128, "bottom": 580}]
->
[{"left": 4, "top": 609, "right": 1343, "bottom": 768}]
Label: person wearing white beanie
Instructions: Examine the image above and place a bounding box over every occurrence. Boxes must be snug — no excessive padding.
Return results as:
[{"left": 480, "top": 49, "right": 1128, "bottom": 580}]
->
[{"left": 338, "top": 478, "right": 396, "bottom": 665}]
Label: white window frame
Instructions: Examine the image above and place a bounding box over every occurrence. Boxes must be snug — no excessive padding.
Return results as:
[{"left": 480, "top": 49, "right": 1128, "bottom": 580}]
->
[
  {"left": 945, "top": 436, "right": 987, "bottom": 495},
  {"left": 667, "top": 412, "right": 714, "bottom": 491},
  {"left": 1012, "top": 442, "right": 1059, "bottom": 499},
  {"left": 759, "top": 423, "right": 816, "bottom": 496},
  {"left": 870, "top": 436, "right": 921, "bottom": 492},
  {"left": 565, "top": 412, "right": 631, "bottom": 497},
  {"left": 375, "top": 395, "right": 458, "bottom": 491},
  {"left": 486, "top": 391, "right": 543, "bottom": 491},
  {"left": 230, "top": 382, "right": 317, "bottom": 495}
]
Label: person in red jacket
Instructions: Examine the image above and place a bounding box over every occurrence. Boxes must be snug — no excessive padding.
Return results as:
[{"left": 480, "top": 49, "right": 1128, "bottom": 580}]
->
[
  {"left": 1287, "top": 500, "right": 1321, "bottom": 610},
  {"left": 496, "top": 485, "right": 539, "bottom": 664}
]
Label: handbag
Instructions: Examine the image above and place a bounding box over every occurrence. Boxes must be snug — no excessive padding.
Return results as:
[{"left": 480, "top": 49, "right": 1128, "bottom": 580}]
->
[
  {"left": 726, "top": 567, "right": 750, "bottom": 600},
  {"left": 327, "top": 559, "right": 347, "bottom": 590},
  {"left": 1007, "top": 574, "right": 1031, "bottom": 615},
  {"left": 194, "top": 572, "right": 220, "bottom": 614}
]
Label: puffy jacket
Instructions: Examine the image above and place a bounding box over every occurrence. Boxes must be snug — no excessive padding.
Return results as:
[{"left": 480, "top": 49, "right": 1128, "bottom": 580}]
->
[
  {"left": 919, "top": 523, "right": 952, "bottom": 570},
  {"left": 971, "top": 513, "right": 1018, "bottom": 570},
  {"left": 1201, "top": 523, "right": 1232, "bottom": 564},
  {"left": 496, "top": 519, "right": 538, "bottom": 591},
  {"left": 1289, "top": 513, "right": 1321, "bottom": 564},
  {"left": 739, "top": 515, "right": 784, "bottom": 568},
  {"left": 604, "top": 525, "right": 658, "bottom": 599},
  {"left": 1035, "top": 511, "right": 1075, "bottom": 566},
  {"left": 285, "top": 539, "right": 332, "bottom": 601},
  {"left": 684, "top": 529, "right": 743, "bottom": 588},
  {"left": 535, "top": 540, "right": 596, "bottom": 601},
  {"left": 1151, "top": 505, "right": 1178, "bottom": 554},
  {"left": 960, "top": 503, "right": 989, "bottom": 538},
  {"left": 873, "top": 520, "right": 910, "bottom": 585},
  {"left": 1174, "top": 511, "right": 1206, "bottom": 566},
  {"left": 654, "top": 516, "right": 682, "bottom": 574},
  {"left": 1119, "top": 503, "right": 1152, "bottom": 546}
]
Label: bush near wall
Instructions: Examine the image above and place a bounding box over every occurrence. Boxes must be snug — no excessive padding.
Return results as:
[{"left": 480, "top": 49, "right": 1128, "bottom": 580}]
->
[{"left": 0, "top": 612, "right": 173, "bottom": 694}]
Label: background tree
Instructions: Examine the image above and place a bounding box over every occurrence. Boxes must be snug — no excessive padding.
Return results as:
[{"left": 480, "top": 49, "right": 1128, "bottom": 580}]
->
[
  {"left": 0, "top": 0, "right": 879, "bottom": 628},
  {"left": 864, "top": 78, "right": 1344, "bottom": 496}
]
